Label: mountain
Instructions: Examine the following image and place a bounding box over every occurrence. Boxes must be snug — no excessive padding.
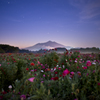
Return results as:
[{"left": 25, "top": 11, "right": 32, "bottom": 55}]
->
[{"left": 24, "top": 41, "right": 68, "bottom": 51}]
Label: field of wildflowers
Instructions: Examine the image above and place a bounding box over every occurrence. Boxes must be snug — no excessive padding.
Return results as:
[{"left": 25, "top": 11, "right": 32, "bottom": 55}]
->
[{"left": 0, "top": 50, "right": 100, "bottom": 100}]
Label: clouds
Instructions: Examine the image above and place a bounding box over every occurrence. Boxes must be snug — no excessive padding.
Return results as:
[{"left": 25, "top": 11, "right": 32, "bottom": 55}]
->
[
  {"left": 69, "top": 0, "right": 100, "bottom": 20},
  {"left": 80, "top": 0, "right": 100, "bottom": 19}
]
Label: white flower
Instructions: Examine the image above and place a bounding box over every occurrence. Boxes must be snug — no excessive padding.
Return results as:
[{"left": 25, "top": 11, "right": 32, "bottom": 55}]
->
[
  {"left": 51, "top": 68, "right": 53, "bottom": 70},
  {"left": 82, "top": 65, "right": 84, "bottom": 67},
  {"left": 69, "top": 77, "right": 72, "bottom": 79},
  {"left": 92, "top": 62, "right": 96, "bottom": 65},
  {"left": 41, "top": 70, "right": 44, "bottom": 72},
  {"left": 75, "top": 60, "right": 77, "bottom": 63},
  {"left": 8, "top": 85, "right": 12, "bottom": 89},
  {"left": 63, "top": 65, "right": 65, "bottom": 68}
]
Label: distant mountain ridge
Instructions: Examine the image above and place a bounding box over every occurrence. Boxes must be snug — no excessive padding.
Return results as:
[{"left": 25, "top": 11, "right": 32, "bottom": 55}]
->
[{"left": 24, "top": 41, "right": 70, "bottom": 51}]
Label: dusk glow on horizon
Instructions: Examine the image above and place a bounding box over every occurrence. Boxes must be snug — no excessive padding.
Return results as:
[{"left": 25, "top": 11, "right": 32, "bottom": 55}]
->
[{"left": 0, "top": 0, "right": 100, "bottom": 48}]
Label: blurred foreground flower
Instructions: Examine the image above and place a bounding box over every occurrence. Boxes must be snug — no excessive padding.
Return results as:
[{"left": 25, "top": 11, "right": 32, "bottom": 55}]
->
[
  {"left": 20, "top": 95, "right": 26, "bottom": 100},
  {"left": 8, "top": 85, "right": 12, "bottom": 89},
  {"left": 28, "top": 77, "right": 35, "bottom": 82},
  {"left": 86, "top": 60, "right": 91, "bottom": 67},
  {"left": 98, "top": 82, "right": 100, "bottom": 86},
  {"left": 30, "top": 62, "right": 35, "bottom": 66},
  {"left": 62, "top": 69, "right": 70, "bottom": 77},
  {"left": 26, "top": 68, "right": 29, "bottom": 71},
  {"left": 0, "top": 96, "right": 3, "bottom": 100}
]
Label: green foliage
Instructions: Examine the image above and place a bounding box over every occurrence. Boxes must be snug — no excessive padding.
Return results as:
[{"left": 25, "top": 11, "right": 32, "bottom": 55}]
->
[
  {"left": 0, "top": 52, "right": 100, "bottom": 100},
  {"left": 40, "top": 51, "right": 59, "bottom": 68},
  {"left": 0, "top": 62, "right": 17, "bottom": 90}
]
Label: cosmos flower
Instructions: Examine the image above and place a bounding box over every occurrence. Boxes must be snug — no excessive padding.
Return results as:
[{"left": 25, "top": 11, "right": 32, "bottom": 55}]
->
[
  {"left": 41, "top": 81, "right": 44, "bottom": 83},
  {"left": 37, "top": 61, "right": 41, "bottom": 64},
  {"left": 28, "top": 77, "right": 35, "bottom": 82},
  {"left": 30, "top": 62, "right": 35, "bottom": 66},
  {"left": 83, "top": 66, "right": 87, "bottom": 69},
  {"left": 43, "top": 74, "right": 45, "bottom": 77},
  {"left": 77, "top": 71, "right": 81, "bottom": 76},
  {"left": 8, "top": 85, "right": 12, "bottom": 89},
  {"left": 70, "top": 72, "right": 74, "bottom": 76},
  {"left": 62, "top": 69, "right": 70, "bottom": 77},
  {"left": 86, "top": 60, "right": 91, "bottom": 67},
  {"left": 20, "top": 95, "right": 26, "bottom": 100},
  {"left": 98, "top": 82, "right": 100, "bottom": 86},
  {"left": 26, "top": 68, "right": 29, "bottom": 71}
]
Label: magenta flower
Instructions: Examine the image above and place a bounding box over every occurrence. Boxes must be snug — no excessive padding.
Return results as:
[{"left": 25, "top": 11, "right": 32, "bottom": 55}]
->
[
  {"left": 28, "top": 77, "right": 35, "bottom": 82},
  {"left": 43, "top": 74, "right": 45, "bottom": 77},
  {"left": 70, "top": 72, "right": 74, "bottom": 75},
  {"left": 34, "top": 69, "right": 37, "bottom": 72},
  {"left": 93, "top": 70, "right": 95, "bottom": 73},
  {"left": 74, "top": 99, "right": 78, "bottom": 100},
  {"left": 98, "top": 82, "right": 100, "bottom": 86},
  {"left": 62, "top": 69, "right": 70, "bottom": 77},
  {"left": 58, "top": 67, "right": 61, "bottom": 70},
  {"left": 83, "top": 66, "right": 87, "bottom": 69},
  {"left": 86, "top": 60, "right": 91, "bottom": 67},
  {"left": 86, "top": 73, "right": 89, "bottom": 76},
  {"left": 0, "top": 64, "right": 1, "bottom": 66},
  {"left": 41, "top": 81, "right": 44, "bottom": 83},
  {"left": 51, "top": 77, "right": 54, "bottom": 80},
  {"left": 31, "top": 70, "right": 34, "bottom": 72},
  {"left": 20, "top": 95, "right": 26, "bottom": 100}
]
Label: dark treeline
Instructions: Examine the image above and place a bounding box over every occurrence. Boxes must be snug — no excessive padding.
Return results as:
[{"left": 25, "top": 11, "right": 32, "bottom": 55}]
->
[
  {"left": 70, "top": 47, "right": 100, "bottom": 53},
  {"left": 0, "top": 44, "right": 30, "bottom": 53}
]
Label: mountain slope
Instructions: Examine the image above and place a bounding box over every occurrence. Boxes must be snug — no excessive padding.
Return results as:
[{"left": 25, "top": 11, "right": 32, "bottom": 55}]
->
[{"left": 24, "top": 41, "right": 66, "bottom": 51}]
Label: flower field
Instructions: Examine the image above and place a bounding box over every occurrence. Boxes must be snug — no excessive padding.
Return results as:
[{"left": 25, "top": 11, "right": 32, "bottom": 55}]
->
[{"left": 0, "top": 50, "right": 100, "bottom": 100}]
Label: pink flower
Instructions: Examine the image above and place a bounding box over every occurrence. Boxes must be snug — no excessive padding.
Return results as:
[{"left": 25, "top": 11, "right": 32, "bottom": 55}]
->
[
  {"left": 70, "top": 72, "right": 74, "bottom": 75},
  {"left": 86, "top": 60, "right": 91, "bottom": 67},
  {"left": 51, "top": 77, "right": 54, "bottom": 80},
  {"left": 93, "top": 70, "right": 95, "bottom": 73},
  {"left": 31, "top": 70, "right": 34, "bottom": 72},
  {"left": 62, "top": 69, "right": 70, "bottom": 77},
  {"left": 83, "top": 66, "right": 87, "bottom": 69},
  {"left": 28, "top": 77, "right": 35, "bottom": 82},
  {"left": 41, "top": 66, "right": 45, "bottom": 69},
  {"left": 58, "top": 67, "right": 61, "bottom": 70},
  {"left": 41, "top": 81, "right": 44, "bottom": 83},
  {"left": 43, "top": 74, "right": 45, "bottom": 77},
  {"left": 0, "top": 64, "right": 1, "bottom": 66},
  {"left": 37, "top": 61, "right": 41, "bottom": 64},
  {"left": 20, "top": 95, "right": 26, "bottom": 100}
]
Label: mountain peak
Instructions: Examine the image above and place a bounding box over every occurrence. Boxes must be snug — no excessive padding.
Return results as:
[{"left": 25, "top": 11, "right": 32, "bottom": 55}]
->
[
  {"left": 24, "top": 41, "right": 65, "bottom": 51},
  {"left": 46, "top": 40, "right": 55, "bottom": 43}
]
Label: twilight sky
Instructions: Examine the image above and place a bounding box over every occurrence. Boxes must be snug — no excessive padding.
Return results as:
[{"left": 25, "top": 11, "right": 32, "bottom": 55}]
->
[{"left": 0, "top": 0, "right": 100, "bottom": 48}]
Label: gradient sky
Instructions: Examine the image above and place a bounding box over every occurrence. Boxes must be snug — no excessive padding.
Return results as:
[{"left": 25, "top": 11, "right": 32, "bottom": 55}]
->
[{"left": 0, "top": 0, "right": 100, "bottom": 48}]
